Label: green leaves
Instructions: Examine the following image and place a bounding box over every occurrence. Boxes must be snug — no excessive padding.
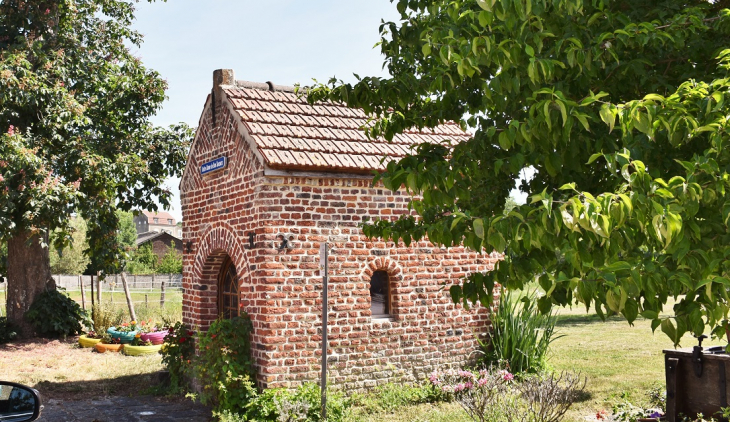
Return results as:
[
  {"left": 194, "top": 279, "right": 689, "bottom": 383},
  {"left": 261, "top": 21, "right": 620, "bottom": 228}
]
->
[
  {"left": 308, "top": 0, "right": 730, "bottom": 346},
  {"left": 0, "top": 1, "right": 194, "bottom": 274}
]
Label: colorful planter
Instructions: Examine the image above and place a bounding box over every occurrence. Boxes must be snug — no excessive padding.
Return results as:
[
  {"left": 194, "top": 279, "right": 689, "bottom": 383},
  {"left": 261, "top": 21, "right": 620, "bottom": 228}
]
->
[
  {"left": 139, "top": 330, "right": 168, "bottom": 345},
  {"left": 78, "top": 334, "right": 103, "bottom": 348},
  {"left": 122, "top": 344, "right": 163, "bottom": 356},
  {"left": 94, "top": 343, "right": 124, "bottom": 353},
  {"left": 107, "top": 327, "right": 138, "bottom": 344}
]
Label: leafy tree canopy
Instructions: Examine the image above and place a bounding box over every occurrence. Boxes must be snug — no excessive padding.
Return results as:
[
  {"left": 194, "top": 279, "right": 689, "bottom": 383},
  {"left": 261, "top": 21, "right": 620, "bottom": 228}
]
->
[
  {"left": 308, "top": 0, "right": 730, "bottom": 344},
  {"left": 116, "top": 210, "right": 138, "bottom": 251},
  {"left": 0, "top": 0, "right": 192, "bottom": 272}
]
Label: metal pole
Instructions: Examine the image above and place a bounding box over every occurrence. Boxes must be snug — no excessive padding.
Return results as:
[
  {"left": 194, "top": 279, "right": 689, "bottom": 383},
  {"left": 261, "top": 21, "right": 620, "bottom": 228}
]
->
[{"left": 320, "top": 242, "right": 328, "bottom": 421}]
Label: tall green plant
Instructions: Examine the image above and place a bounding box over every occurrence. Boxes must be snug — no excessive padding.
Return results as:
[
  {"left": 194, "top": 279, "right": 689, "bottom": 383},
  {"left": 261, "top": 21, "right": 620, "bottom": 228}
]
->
[
  {"left": 195, "top": 315, "right": 256, "bottom": 413},
  {"left": 481, "top": 290, "right": 561, "bottom": 373}
]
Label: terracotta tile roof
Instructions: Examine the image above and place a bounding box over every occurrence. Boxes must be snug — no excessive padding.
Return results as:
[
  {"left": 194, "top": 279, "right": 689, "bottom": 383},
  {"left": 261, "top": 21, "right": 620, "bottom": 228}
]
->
[
  {"left": 142, "top": 210, "right": 176, "bottom": 225},
  {"left": 224, "top": 82, "right": 471, "bottom": 173}
]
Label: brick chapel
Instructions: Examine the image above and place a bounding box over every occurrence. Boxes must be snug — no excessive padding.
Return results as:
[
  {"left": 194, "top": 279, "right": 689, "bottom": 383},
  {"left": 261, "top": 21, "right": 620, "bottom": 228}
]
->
[{"left": 179, "top": 69, "right": 498, "bottom": 390}]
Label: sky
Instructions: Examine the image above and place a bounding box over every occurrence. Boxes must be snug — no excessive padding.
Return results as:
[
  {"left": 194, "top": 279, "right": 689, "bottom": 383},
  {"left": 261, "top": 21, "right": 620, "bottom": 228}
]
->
[
  {"left": 130, "top": 1, "right": 401, "bottom": 221},
  {"left": 131, "top": 1, "right": 528, "bottom": 221}
]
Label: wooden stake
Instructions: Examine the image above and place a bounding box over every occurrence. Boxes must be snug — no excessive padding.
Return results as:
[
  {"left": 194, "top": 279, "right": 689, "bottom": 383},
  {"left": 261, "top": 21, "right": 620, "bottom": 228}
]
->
[
  {"left": 79, "top": 275, "right": 86, "bottom": 311},
  {"left": 160, "top": 277, "right": 166, "bottom": 308},
  {"left": 120, "top": 272, "right": 136, "bottom": 321},
  {"left": 96, "top": 272, "right": 101, "bottom": 304}
]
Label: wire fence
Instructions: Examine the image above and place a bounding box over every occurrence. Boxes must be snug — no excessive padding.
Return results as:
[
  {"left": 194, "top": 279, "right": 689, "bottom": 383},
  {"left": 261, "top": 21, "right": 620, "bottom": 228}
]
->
[{"left": 0, "top": 273, "right": 183, "bottom": 314}]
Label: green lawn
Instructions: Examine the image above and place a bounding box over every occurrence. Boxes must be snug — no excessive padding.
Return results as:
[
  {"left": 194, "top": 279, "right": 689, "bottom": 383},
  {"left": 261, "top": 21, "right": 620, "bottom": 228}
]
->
[{"left": 0, "top": 289, "right": 182, "bottom": 325}]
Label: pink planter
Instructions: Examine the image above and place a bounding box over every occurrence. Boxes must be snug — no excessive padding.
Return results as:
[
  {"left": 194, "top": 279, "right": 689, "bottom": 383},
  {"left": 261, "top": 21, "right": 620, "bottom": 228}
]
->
[{"left": 139, "top": 330, "right": 168, "bottom": 345}]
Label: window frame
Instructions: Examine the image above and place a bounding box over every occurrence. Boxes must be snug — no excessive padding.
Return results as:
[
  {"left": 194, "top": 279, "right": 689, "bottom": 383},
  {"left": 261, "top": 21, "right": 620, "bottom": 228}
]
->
[{"left": 369, "top": 270, "right": 391, "bottom": 319}]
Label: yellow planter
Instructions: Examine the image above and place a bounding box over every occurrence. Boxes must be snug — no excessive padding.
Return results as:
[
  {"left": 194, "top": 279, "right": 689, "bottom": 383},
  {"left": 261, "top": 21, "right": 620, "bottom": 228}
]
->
[
  {"left": 78, "top": 335, "right": 103, "bottom": 348},
  {"left": 122, "top": 344, "right": 162, "bottom": 356}
]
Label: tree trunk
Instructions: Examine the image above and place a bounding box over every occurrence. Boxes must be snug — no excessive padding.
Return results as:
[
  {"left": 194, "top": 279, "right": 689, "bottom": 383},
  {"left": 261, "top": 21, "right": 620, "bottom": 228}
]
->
[{"left": 6, "top": 231, "right": 55, "bottom": 338}]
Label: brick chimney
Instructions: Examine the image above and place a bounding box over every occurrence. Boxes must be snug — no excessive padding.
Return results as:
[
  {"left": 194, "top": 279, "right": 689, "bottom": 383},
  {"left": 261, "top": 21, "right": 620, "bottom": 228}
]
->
[{"left": 212, "top": 69, "right": 234, "bottom": 126}]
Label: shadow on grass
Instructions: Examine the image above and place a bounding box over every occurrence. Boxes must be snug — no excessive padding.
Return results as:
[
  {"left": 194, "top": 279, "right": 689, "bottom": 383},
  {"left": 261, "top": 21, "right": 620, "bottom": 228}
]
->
[
  {"left": 556, "top": 313, "right": 627, "bottom": 327},
  {"left": 32, "top": 371, "right": 171, "bottom": 401}
]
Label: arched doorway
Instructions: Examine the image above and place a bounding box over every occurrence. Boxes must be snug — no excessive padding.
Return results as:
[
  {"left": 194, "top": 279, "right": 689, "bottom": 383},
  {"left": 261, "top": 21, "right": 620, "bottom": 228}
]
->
[{"left": 218, "top": 257, "right": 240, "bottom": 319}]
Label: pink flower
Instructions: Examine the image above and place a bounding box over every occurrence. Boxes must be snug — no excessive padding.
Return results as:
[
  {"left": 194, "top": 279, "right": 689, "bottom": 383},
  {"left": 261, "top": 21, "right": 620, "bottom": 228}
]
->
[
  {"left": 7, "top": 125, "right": 14, "bottom": 136},
  {"left": 503, "top": 372, "right": 514, "bottom": 381}
]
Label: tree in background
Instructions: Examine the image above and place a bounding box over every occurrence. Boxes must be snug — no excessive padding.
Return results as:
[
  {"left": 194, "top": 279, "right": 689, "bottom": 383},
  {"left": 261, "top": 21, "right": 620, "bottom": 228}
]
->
[
  {"left": 116, "top": 211, "right": 138, "bottom": 253},
  {"left": 125, "top": 243, "right": 157, "bottom": 275},
  {"left": 50, "top": 217, "right": 90, "bottom": 275},
  {"left": 0, "top": 0, "right": 192, "bottom": 336},
  {"left": 309, "top": 0, "right": 730, "bottom": 343},
  {"left": 157, "top": 242, "right": 182, "bottom": 274}
]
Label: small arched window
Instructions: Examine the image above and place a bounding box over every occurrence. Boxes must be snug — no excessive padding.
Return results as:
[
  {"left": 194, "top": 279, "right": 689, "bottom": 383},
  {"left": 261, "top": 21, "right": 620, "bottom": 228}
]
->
[
  {"left": 218, "top": 257, "right": 239, "bottom": 319},
  {"left": 370, "top": 270, "right": 390, "bottom": 317}
]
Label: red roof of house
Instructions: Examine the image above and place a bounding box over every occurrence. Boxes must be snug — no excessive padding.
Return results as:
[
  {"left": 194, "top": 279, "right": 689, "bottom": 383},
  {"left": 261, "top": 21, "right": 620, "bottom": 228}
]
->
[
  {"left": 223, "top": 81, "right": 471, "bottom": 173},
  {"left": 142, "top": 210, "right": 176, "bottom": 225}
]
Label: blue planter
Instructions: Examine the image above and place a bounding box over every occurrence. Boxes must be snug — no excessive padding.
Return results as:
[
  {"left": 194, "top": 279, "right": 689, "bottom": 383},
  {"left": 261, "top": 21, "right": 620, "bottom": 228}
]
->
[{"left": 107, "top": 327, "right": 138, "bottom": 344}]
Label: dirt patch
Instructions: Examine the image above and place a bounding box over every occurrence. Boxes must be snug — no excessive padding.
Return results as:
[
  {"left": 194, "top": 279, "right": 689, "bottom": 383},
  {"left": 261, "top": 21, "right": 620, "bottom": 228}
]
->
[{"left": 0, "top": 337, "right": 165, "bottom": 401}]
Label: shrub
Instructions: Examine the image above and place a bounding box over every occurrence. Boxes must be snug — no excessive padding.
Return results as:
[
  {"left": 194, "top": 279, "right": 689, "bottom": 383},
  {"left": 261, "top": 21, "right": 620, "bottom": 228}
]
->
[
  {"left": 430, "top": 367, "right": 586, "bottom": 422},
  {"left": 25, "top": 288, "right": 89, "bottom": 337},
  {"left": 195, "top": 315, "right": 256, "bottom": 413},
  {"left": 0, "top": 317, "right": 18, "bottom": 343},
  {"left": 213, "top": 383, "right": 351, "bottom": 422},
  {"left": 349, "top": 381, "right": 445, "bottom": 415},
  {"left": 509, "top": 371, "right": 587, "bottom": 422},
  {"left": 159, "top": 321, "right": 196, "bottom": 394},
  {"left": 480, "top": 289, "right": 561, "bottom": 373},
  {"left": 430, "top": 368, "right": 515, "bottom": 422},
  {"left": 90, "top": 303, "right": 125, "bottom": 334}
]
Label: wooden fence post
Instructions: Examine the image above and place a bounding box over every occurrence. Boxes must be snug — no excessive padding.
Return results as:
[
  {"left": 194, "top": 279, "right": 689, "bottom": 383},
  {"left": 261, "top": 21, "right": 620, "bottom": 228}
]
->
[
  {"left": 90, "top": 275, "right": 95, "bottom": 308},
  {"left": 120, "top": 272, "right": 136, "bottom": 321},
  {"left": 160, "top": 277, "right": 166, "bottom": 308},
  {"left": 96, "top": 272, "right": 101, "bottom": 304}
]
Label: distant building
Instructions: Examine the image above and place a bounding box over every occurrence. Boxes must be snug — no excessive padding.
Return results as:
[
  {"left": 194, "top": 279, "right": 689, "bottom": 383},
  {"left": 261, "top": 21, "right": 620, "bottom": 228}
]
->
[
  {"left": 136, "top": 231, "right": 183, "bottom": 263},
  {"left": 134, "top": 211, "right": 182, "bottom": 237}
]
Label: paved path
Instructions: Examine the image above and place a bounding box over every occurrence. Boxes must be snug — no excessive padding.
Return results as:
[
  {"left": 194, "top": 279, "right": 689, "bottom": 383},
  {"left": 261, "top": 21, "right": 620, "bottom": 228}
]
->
[{"left": 38, "top": 396, "right": 212, "bottom": 421}]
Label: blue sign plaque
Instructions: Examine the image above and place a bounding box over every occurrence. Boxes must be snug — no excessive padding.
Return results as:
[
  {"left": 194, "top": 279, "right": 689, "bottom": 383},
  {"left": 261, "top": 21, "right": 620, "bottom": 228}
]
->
[{"left": 200, "top": 156, "right": 227, "bottom": 175}]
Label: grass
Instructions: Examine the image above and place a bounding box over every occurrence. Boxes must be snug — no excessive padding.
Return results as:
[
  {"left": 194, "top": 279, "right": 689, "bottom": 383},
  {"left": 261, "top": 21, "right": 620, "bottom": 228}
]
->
[
  {"left": 549, "top": 301, "right": 723, "bottom": 421},
  {"left": 0, "top": 289, "right": 182, "bottom": 324},
  {"left": 360, "top": 298, "right": 724, "bottom": 422},
  {"left": 0, "top": 286, "right": 722, "bottom": 421},
  {"left": 0, "top": 337, "right": 166, "bottom": 400},
  {"left": 0, "top": 289, "right": 183, "bottom": 401}
]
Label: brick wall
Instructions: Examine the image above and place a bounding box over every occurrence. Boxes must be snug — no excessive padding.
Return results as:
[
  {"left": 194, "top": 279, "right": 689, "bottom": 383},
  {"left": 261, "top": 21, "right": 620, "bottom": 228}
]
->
[{"left": 180, "top": 91, "right": 498, "bottom": 391}]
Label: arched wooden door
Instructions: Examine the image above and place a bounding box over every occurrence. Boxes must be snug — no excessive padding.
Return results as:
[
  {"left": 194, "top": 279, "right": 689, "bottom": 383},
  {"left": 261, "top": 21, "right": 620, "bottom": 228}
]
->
[{"left": 217, "top": 257, "right": 240, "bottom": 319}]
